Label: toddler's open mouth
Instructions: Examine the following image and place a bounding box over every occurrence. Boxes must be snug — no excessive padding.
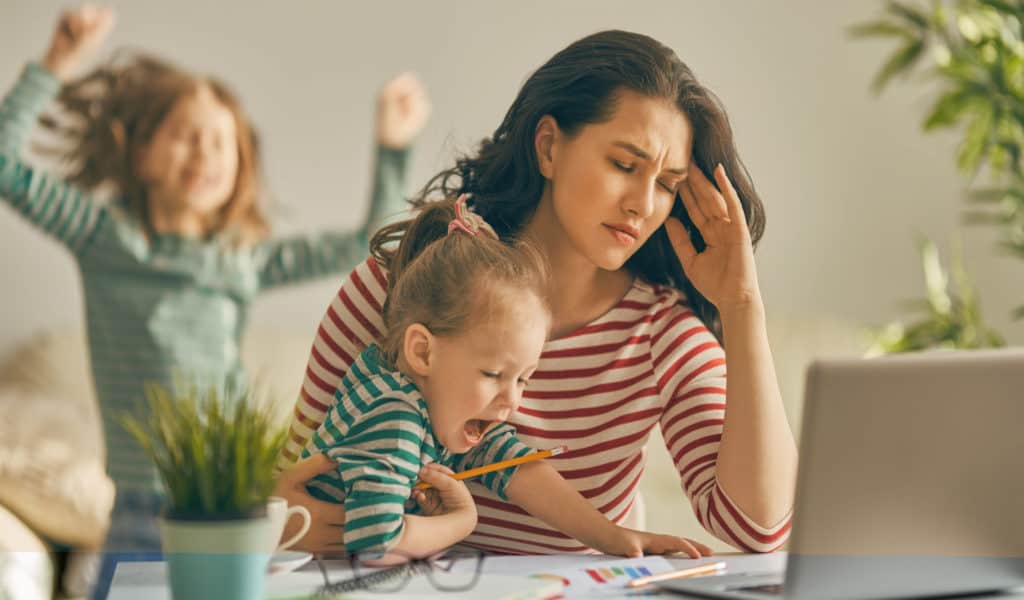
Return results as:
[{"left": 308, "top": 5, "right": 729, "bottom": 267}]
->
[{"left": 463, "top": 419, "right": 496, "bottom": 446}]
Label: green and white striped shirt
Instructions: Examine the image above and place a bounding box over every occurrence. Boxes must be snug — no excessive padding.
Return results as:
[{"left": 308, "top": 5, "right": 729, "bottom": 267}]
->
[
  {"left": 0, "top": 63, "right": 411, "bottom": 493},
  {"left": 303, "top": 344, "right": 533, "bottom": 554}
]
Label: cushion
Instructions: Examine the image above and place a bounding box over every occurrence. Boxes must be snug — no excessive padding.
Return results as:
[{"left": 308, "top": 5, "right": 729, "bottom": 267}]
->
[{"left": 0, "top": 330, "right": 113, "bottom": 549}]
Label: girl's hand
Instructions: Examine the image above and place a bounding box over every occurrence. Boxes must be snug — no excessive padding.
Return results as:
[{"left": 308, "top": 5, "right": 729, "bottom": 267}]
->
[
  {"left": 272, "top": 453, "right": 348, "bottom": 554},
  {"left": 596, "top": 526, "right": 714, "bottom": 559},
  {"left": 665, "top": 163, "right": 763, "bottom": 316},
  {"left": 411, "top": 485, "right": 443, "bottom": 516},
  {"left": 375, "top": 72, "right": 431, "bottom": 149},
  {"left": 413, "top": 463, "right": 476, "bottom": 521},
  {"left": 42, "top": 4, "right": 115, "bottom": 81}
]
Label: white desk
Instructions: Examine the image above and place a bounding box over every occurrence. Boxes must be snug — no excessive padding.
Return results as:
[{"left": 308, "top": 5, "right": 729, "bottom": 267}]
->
[{"left": 105, "top": 552, "right": 1024, "bottom": 599}]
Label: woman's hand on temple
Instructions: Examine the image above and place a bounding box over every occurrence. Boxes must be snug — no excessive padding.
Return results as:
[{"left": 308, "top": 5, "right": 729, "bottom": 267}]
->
[
  {"left": 666, "top": 163, "right": 763, "bottom": 316},
  {"left": 42, "top": 4, "right": 115, "bottom": 81},
  {"left": 272, "top": 453, "right": 348, "bottom": 555}
]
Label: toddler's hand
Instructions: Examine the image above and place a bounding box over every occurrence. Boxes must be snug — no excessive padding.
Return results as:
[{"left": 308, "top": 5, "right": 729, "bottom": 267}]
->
[
  {"left": 411, "top": 486, "right": 443, "bottom": 516},
  {"left": 375, "top": 72, "right": 431, "bottom": 149},
  {"left": 413, "top": 463, "right": 476, "bottom": 520},
  {"left": 42, "top": 4, "right": 116, "bottom": 81},
  {"left": 596, "top": 526, "right": 714, "bottom": 559}
]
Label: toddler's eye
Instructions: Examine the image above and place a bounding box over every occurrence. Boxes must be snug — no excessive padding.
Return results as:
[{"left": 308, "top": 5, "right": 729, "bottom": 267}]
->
[{"left": 481, "top": 371, "right": 500, "bottom": 379}]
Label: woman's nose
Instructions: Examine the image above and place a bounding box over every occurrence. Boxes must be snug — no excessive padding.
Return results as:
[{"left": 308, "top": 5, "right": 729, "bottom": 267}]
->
[{"left": 623, "top": 179, "right": 656, "bottom": 218}]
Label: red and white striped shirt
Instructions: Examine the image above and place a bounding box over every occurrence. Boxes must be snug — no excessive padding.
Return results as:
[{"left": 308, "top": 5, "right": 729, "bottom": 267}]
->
[{"left": 281, "top": 257, "right": 791, "bottom": 553}]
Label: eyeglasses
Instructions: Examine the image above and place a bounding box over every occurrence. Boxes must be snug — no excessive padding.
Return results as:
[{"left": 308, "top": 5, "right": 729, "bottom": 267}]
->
[{"left": 313, "top": 549, "right": 485, "bottom": 596}]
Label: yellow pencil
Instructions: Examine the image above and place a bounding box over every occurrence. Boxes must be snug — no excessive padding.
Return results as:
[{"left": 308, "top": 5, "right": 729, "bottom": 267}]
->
[
  {"left": 625, "top": 561, "right": 727, "bottom": 588},
  {"left": 413, "top": 446, "right": 568, "bottom": 490}
]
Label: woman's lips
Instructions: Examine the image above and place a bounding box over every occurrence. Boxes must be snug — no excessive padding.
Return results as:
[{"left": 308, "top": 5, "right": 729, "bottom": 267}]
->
[{"left": 604, "top": 224, "right": 638, "bottom": 246}]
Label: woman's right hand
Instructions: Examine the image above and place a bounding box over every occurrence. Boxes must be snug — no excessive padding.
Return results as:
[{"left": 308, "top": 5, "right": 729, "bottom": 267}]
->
[
  {"left": 42, "top": 4, "right": 115, "bottom": 81},
  {"left": 273, "top": 453, "right": 348, "bottom": 554}
]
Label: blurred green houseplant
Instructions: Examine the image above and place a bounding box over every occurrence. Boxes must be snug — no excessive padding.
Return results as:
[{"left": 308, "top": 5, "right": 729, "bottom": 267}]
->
[
  {"left": 119, "top": 382, "right": 286, "bottom": 518},
  {"left": 119, "top": 382, "right": 287, "bottom": 600},
  {"left": 852, "top": 0, "right": 1023, "bottom": 351},
  {"left": 867, "top": 236, "right": 1005, "bottom": 354}
]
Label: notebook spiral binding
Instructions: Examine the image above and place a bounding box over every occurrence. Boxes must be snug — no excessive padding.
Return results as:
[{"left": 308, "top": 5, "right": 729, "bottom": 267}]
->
[{"left": 316, "top": 561, "right": 427, "bottom": 597}]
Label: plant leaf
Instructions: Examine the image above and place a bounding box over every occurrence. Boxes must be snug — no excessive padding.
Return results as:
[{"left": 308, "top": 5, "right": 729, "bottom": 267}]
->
[
  {"left": 848, "top": 20, "right": 914, "bottom": 38},
  {"left": 872, "top": 38, "right": 928, "bottom": 93}
]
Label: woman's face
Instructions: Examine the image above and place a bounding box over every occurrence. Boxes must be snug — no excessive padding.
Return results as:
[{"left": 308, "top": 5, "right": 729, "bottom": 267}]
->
[{"left": 539, "top": 89, "right": 692, "bottom": 271}]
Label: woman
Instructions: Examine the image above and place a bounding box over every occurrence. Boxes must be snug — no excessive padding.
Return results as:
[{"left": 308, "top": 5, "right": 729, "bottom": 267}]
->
[{"left": 275, "top": 29, "right": 797, "bottom": 554}]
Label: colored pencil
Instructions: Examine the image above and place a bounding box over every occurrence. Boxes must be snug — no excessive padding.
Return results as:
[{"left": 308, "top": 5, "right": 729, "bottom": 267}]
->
[
  {"left": 626, "top": 561, "right": 727, "bottom": 588},
  {"left": 413, "top": 446, "right": 568, "bottom": 490}
]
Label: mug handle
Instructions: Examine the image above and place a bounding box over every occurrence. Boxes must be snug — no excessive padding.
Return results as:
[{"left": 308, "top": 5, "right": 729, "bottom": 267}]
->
[{"left": 276, "top": 505, "right": 312, "bottom": 552}]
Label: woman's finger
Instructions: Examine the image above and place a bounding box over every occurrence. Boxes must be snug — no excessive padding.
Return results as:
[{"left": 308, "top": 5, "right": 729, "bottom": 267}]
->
[
  {"left": 688, "top": 163, "right": 730, "bottom": 221},
  {"left": 678, "top": 180, "right": 709, "bottom": 230},
  {"left": 276, "top": 453, "right": 336, "bottom": 489},
  {"left": 665, "top": 217, "right": 697, "bottom": 273},
  {"left": 663, "top": 536, "right": 702, "bottom": 559},
  {"left": 713, "top": 164, "right": 748, "bottom": 234},
  {"left": 282, "top": 494, "right": 346, "bottom": 553},
  {"left": 687, "top": 537, "right": 714, "bottom": 556}
]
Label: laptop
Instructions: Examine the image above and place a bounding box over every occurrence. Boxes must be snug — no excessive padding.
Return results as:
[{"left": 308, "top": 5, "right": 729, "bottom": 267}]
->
[{"left": 661, "top": 349, "right": 1024, "bottom": 600}]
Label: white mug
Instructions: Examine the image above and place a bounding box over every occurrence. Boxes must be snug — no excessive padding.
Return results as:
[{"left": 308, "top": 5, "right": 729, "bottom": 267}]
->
[{"left": 266, "top": 496, "right": 311, "bottom": 554}]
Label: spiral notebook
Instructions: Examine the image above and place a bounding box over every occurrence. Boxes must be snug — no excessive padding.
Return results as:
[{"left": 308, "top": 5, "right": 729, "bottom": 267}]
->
[
  {"left": 105, "top": 561, "right": 563, "bottom": 600},
  {"left": 286, "top": 574, "right": 564, "bottom": 600}
]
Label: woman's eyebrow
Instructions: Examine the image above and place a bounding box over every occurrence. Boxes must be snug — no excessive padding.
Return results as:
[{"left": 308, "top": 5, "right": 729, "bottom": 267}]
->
[{"left": 611, "top": 140, "right": 687, "bottom": 175}]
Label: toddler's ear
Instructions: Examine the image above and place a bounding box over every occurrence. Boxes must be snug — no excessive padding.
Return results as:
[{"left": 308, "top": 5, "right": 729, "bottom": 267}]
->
[{"left": 402, "top": 323, "right": 434, "bottom": 376}]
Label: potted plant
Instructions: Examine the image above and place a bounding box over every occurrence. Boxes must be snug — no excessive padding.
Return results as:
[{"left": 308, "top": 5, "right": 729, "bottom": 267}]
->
[
  {"left": 851, "top": 0, "right": 1024, "bottom": 352},
  {"left": 120, "top": 381, "right": 287, "bottom": 600}
]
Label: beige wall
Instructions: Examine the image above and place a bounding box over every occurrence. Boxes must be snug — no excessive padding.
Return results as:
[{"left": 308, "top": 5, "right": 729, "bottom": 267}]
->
[{"left": 2, "top": 0, "right": 1023, "bottom": 363}]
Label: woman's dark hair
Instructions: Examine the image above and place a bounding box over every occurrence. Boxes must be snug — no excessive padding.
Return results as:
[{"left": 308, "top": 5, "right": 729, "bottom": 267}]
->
[{"left": 411, "top": 29, "right": 765, "bottom": 339}]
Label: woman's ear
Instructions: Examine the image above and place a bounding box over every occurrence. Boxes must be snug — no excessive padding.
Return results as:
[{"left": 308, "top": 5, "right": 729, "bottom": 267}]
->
[
  {"left": 534, "top": 115, "right": 560, "bottom": 180},
  {"left": 402, "top": 323, "right": 434, "bottom": 377}
]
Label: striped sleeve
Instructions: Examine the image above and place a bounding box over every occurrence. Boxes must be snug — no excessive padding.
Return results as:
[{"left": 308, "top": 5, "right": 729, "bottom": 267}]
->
[
  {"left": 0, "top": 63, "right": 106, "bottom": 252},
  {"left": 651, "top": 296, "right": 790, "bottom": 553},
  {"left": 449, "top": 423, "right": 534, "bottom": 500},
  {"left": 0, "top": 153, "right": 106, "bottom": 253},
  {"left": 255, "top": 231, "right": 371, "bottom": 290},
  {"left": 0, "top": 62, "right": 58, "bottom": 156},
  {"left": 308, "top": 396, "right": 426, "bottom": 554},
  {"left": 256, "top": 144, "right": 408, "bottom": 291},
  {"left": 366, "top": 145, "right": 411, "bottom": 231},
  {"left": 278, "top": 257, "right": 389, "bottom": 469}
]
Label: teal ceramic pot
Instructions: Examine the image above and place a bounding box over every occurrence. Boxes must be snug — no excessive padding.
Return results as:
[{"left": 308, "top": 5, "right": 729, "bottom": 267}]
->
[{"left": 159, "top": 515, "right": 271, "bottom": 600}]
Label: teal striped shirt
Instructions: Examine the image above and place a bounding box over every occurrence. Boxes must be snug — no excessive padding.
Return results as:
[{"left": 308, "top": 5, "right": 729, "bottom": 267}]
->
[
  {"left": 303, "top": 344, "right": 533, "bottom": 554},
  {"left": 0, "top": 63, "right": 411, "bottom": 493}
]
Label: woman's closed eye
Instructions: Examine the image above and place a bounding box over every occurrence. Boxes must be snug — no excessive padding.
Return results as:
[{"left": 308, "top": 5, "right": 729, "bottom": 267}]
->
[
  {"left": 612, "top": 159, "right": 636, "bottom": 173},
  {"left": 658, "top": 178, "right": 680, "bottom": 194},
  {"left": 614, "top": 159, "right": 680, "bottom": 194}
]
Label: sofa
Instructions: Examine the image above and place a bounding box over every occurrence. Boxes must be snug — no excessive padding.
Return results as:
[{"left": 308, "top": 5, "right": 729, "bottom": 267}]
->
[{"left": 0, "top": 315, "right": 864, "bottom": 599}]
